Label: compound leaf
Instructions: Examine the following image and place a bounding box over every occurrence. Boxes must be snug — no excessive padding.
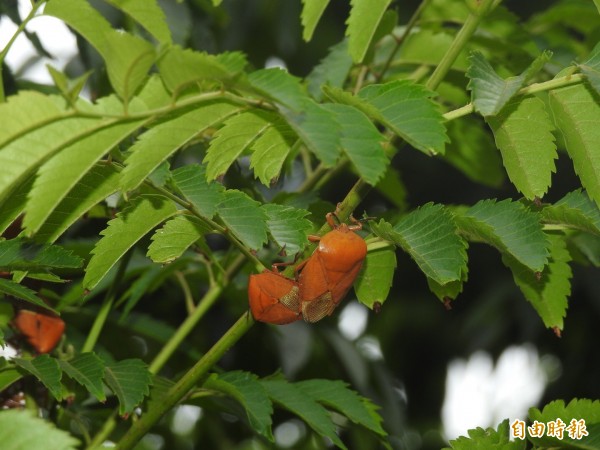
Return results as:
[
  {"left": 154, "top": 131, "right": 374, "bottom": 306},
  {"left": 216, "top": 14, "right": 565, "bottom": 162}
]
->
[{"left": 83, "top": 195, "right": 178, "bottom": 290}]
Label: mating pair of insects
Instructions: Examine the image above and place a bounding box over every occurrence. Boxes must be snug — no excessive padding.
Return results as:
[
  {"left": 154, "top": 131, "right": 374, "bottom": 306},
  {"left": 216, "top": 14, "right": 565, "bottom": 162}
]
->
[{"left": 248, "top": 212, "right": 368, "bottom": 325}]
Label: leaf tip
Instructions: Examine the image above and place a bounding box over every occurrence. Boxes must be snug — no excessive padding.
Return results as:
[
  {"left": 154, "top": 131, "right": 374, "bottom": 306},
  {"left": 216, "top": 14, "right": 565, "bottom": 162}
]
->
[{"left": 552, "top": 326, "right": 562, "bottom": 338}]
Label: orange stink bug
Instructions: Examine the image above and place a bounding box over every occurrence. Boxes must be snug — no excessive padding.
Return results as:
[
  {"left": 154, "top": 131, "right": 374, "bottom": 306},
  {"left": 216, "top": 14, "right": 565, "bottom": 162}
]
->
[
  {"left": 13, "top": 309, "right": 65, "bottom": 354},
  {"left": 248, "top": 270, "right": 301, "bottom": 325},
  {"left": 296, "top": 213, "right": 367, "bottom": 322}
]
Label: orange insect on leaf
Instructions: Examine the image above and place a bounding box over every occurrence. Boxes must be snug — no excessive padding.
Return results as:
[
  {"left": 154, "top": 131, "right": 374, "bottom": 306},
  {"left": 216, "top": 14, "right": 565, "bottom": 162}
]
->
[
  {"left": 248, "top": 270, "right": 301, "bottom": 325},
  {"left": 13, "top": 309, "right": 66, "bottom": 354},
  {"left": 297, "top": 213, "right": 368, "bottom": 323}
]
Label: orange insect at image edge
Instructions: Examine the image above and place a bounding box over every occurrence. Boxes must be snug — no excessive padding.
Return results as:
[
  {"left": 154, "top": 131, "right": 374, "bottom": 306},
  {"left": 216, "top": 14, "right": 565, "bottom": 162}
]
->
[{"left": 13, "top": 309, "right": 66, "bottom": 354}]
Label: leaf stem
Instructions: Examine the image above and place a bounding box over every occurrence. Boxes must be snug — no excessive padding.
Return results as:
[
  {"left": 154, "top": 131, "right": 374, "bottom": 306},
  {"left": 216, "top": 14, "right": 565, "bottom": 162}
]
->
[
  {"left": 141, "top": 180, "right": 265, "bottom": 271},
  {"left": 425, "top": 0, "right": 496, "bottom": 91},
  {"left": 116, "top": 312, "right": 255, "bottom": 450},
  {"left": 147, "top": 253, "right": 245, "bottom": 375},
  {"left": 442, "top": 73, "right": 585, "bottom": 121},
  {"left": 174, "top": 271, "right": 195, "bottom": 314},
  {"left": 81, "top": 250, "right": 132, "bottom": 353},
  {"left": 88, "top": 410, "right": 118, "bottom": 449},
  {"left": 148, "top": 287, "right": 222, "bottom": 374},
  {"left": 375, "top": 0, "right": 433, "bottom": 82}
]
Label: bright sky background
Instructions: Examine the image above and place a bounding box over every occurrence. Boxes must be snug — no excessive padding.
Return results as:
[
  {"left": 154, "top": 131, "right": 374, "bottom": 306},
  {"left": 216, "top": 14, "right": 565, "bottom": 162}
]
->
[
  {"left": 0, "top": 1, "right": 554, "bottom": 445},
  {"left": 0, "top": 0, "right": 77, "bottom": 84}
]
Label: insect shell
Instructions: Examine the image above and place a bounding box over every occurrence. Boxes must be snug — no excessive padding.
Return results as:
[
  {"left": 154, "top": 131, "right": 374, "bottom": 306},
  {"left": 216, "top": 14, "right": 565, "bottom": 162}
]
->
[
  {"left": 297, "top": 214, "right": 367, "bottom": 323},
  {"left": 248, "top": 270, "right": 301, "bottom": 325},
  {"left": 13, "top": 309, "right": 65, "bottom": 354}
]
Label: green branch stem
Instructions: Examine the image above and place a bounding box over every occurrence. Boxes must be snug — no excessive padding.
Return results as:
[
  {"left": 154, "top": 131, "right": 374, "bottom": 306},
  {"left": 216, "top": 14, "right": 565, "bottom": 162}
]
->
[
  {"left": 148, "top": 286, "right": 222, "bottom": 374},
  {"left": 375, "top": 0, "right": 433, "bottom": 82},
  {"left": 148, "top": 253, "right": 246, "bottom": 374},
  {"left": 443, "top": 73, "right": 585, "bottom": 121},
  {"left": 81, "top": 250, "right": 132, "bottom": 353},
  {"left": 116, "top": 312, "right": 255, "bottom": 450},
  {"left": 426, "top": 0, "right": 496, "bottom": 91}
]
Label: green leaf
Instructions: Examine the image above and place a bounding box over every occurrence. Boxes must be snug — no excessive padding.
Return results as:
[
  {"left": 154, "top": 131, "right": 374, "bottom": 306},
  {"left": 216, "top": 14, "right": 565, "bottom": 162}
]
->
[
  {"left": 47, "top": 66, "right": 91, "bottom": 105},
  {"left": 216, "top": 190, "right": 268, "bottom": 250},
  {"left": 215, "top": 52, "right": 248, "bottom": 74},
  {"left": 45, "top": 0, "right": 155, "bottom": 101},
  {"left": 60, "top": 352, "right": 106, "bottom": 402},
  {"left": 427, "top": 269, "right": 468, "bottom": 302},
  {"left": 206, "top": 371, "right": 274, "bottom": 441},
  {"left": 83, "top": 195, "right": 178, "bottom": 290},
  {"left": 262, "top": 378, "right": 347, "bottom": 450},
  {"left": 443, "top": 118, "right": 505, "bottom": 188},
  {"left": 249, "top": 116, "right": 296, "bottom": 185},
  {"left": 371, "top": 205, "right": 468, "bottom": 285},
  {"left": 542, "top": 190, "right": 600, "bottom": 236},
  {"left": 528, "top": 399, "right": 600, "bottom": 449},
  {"left": 121, "top": 102, "right": 241, "bottom": 193},
  {"left": 0, "top": 175, "right": 33, "bottom": 236},
  {"left": 205, "top": 110, "right": 277, "bottom": 180},
  {"left": 135, "top": 74, "right": 172, "bottom": 110},
  {"left": 0, "top": 368, "right": 23, "bottom": 392},
  {"left": 262, "top": 204, "right": 312, "bottom": 254},
  {"left": 306, "top": 41, "right": 353, "bottom": 101},
  {"left": 104, "top": 359, "right": 152, "bottom": 415},
  {"left": 579, "top": 42, "right": 600, "bottom": 95},
  {"left": 346, "top": 0, "right": 391, "bottom": 63},
  {"left": 0, "top": 239, "right": 83, "bottom": 270},
  {"left": 301, "top": 0, "right": 331, "bottom": 41},
  {"left": 571, "top": 232, "right": 600, "bottom": 267},
  {"left": 487, "top": 96, "right": 557, "bottom": 199},
  {"left": 375, "top": 167, "right": 408, "bottom": 211},
  {"left": 549, "top": 84, "right": 600, "bottom": 208},
  {"left": 170, "top": 164, "right": 224, "bottom": 219},
  {"left": 321, "top": 103, "right": 388, "bottom": 185},
  {"left": 444, "top": 419, "right": 525, "bottom": 450},
  {"left": 467, "top": 50, "right": 552, "bottom": 116},
  {"left": 530, "top": 398, "right": 600, "bottom": 425},
  {"left": 0, "top": 410, "right": 80, "bottom": 449},
  {"left": 145, "top": 375, "right": 175, "bottom": 415},
  {"left": 0, "top": 115, "right": 106, "bottom": 206},
  {"left": 283, "top": 99, "right": 342, "bottom": 166},
  {"left": 35, "top": 164, "right": 120, "bottom": 243},
  {"left": 118, "top": 265, "right": 163, "bottom": 320},
  {"left": 296, "top": 379, "right": 386, "bottom": 436},
  {"left": 0, "top": 278, "right": 55, "bottom": 312},
  {"left": 357, "top": 81, "right": 448, "bottom": 156},
  {"left": 455, "top": 199, "right": 549, "bottom": 271},
  {"left": 398, "top": 29, "right": 470, "bottom": 72},
  {"left": 15, "top": 355, "right": 63, "bottom": 400},
  {"left": 105, "top": 0, "right": 171, "bottom": 44},
  {"left": 355, "top": 247, "right": 396, "bottom": 309},
  {"left": 147, "top": 214, "right": 210, "bottom": 263},
  {"left": 157, "top": 46, "right": 235, "bottom": 93},
  {"left": 247, "top": 69, "right": 342, "bottom": 165},
  {"left": 247, "top": 68, "right": 308, "bottom": 112},
  {"left": 24, "top": 120, "right": 145, "bottom": 236},
  {"left": 503, "top": 233, "right": 571, "bottom": 330},
  {"left": 0, "top": 92, "right": 65, "bottom": 148}
]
